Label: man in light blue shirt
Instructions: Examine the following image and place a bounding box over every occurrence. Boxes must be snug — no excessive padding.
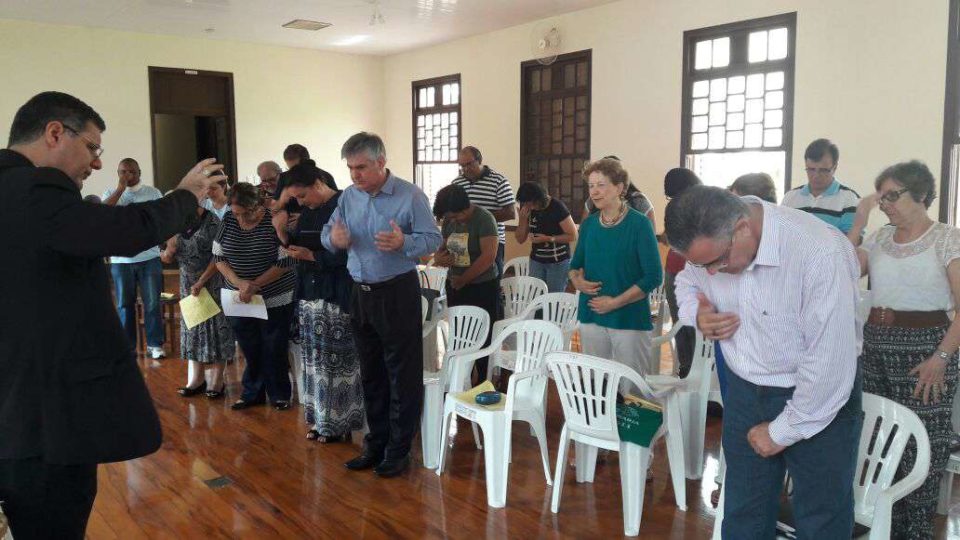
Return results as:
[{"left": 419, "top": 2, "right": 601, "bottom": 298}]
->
[
  {"left": 323, "top": 132, "right": 441, "bottom": 477},
  {"left": 102, "top": 158, "right": 166, "bottom": 358}
]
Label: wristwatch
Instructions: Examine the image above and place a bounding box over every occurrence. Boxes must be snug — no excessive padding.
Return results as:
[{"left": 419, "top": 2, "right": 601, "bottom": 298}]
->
[{"left": 937, "top": 349, "right": 951, "bottom": 360}]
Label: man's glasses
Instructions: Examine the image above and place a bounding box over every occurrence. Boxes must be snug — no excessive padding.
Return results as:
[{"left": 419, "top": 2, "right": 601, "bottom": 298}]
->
[
  {"left": 804, "top": 166, "right": 835, "bottom": 176},
  {"left": 62, "top": 124, "right": 104, "bottom": 158},
  {"left": 879, "top": 187, "right": 911, "bottom": 205},
  {"left": 688, "top": 230, "right": 736, "bottom": 271}
]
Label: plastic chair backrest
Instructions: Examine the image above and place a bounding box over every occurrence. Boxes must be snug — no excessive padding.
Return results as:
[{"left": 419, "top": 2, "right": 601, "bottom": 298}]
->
[
  {"left": 421, "top": 296, "right": 429, "bottom": 324},
  {"left": 444, "top": 305, "right": 490, "bottom": 363},
  {"left": 499, "top": 320, "right": 564, "bottom": 404},
  {"left": 521, "top": 292, "right": 579, "bottom": 332},
  {"left": 547, "top": 351, "right": 637, "bottom": 443},
  {"left": 501, "top": 276, "right": 548, "bottom": 319},
  {"left": 686, "top": 329, "right": 716, "bottom": 396},
  {"left": 854, "top": 392, "right": 931, "bottom": 518},
  {"left": 420, "top": 266, "right": 449, "bottom": 292},
  {"left": 503, "top": 256, "right": 530, "bottom": 278}
]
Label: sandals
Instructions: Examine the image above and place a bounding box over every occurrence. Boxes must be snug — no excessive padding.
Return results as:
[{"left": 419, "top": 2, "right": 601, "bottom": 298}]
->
[
  {"left": 306, "top": 429, "right": 321, "bottom": 441},
  {"left": 305, "top": 430, "right": 347, "bottom": 444},
  {"left": 205, "top": 384, "right": 226, "bottom": 400}
]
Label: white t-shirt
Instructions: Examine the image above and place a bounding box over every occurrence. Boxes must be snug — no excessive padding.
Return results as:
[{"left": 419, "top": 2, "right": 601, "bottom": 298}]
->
[{"left": 861, "top": 222, "right": 960, "bottom": 311}]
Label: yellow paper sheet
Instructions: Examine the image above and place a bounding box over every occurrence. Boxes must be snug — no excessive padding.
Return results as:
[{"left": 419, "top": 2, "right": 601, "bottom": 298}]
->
[{"left": 179, "top": 288, "right": 222, "bottom": 329}]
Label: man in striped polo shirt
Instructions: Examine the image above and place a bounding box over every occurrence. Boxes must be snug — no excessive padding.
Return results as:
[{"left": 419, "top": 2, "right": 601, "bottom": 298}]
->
[
  {"left": 452, "top": 146, "right": 516, "bottom": 277},
  {"left": 782, "top": 138, "right": 860, "bottom": 237}
]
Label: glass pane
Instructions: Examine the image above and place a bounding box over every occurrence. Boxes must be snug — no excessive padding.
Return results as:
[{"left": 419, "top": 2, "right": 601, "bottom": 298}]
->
[
  {"left": 418, "top": 138, "right": 425, "bottom": 150},
  {"left": 726, "top": 130, "right": 744, "bottom": 149},
  {"left": 710, "top": 78, "right": 727, "bottom": 102},
  {"left": 765, "top": 91, "right": 784, "bottom": 109},
  {"left": 451, "top": 83, "right": 460, "bottom": 104},
  {"left": 441, "top": 113, "right": 449, "bottom": 128},
  {"left": 764, "top": 128, "right": 783, "bottom": 147},
  {"left": 745, "top": 99, "right": 764, "bottom": 123},
  {"left": 728, "top": 75, "right": 746, "bottom": 95},
  {"left": 768, "top": 28, "right": 788, "bottom": 60},
  {"left": 727, "top": 112, "right": 745, "bottom": 131},
  {"left": 424, "top": 129, "right": 432, "bottom": 141},
  {"left": 450, "top": 112, "right": 458, "bottom": 124},
  {"left": 576, "top": 62, "right": 588, "bottom": 87},
  {"left": 692, "top": 133, "right": 708, "bottom": 150},
  {"left": 433, "top": 149, "right": 441, "bottom": 161},
  {"left": 450, "top": 136, "right": 458, "bottom": 149},
  {"left": 692, "top": 98, "right": 709, "bottom": 115},
  {"left": 425, "top": 115, "right": 433, "bottom": 129},
  {"left": 765, "top": 109, "right": 783, "bottom": 128},
  {"left": 744, "top": 123, "right": 763, "bottom": 148},
  {"left": 542, "top": 68, "right": 552, "bottom": 90},
  {"left": 441, "top": 148, "right": 449, "bottom": 161},
  {"left": 749, "top": 31, "right": 768, "bottom": 63},
  {"left": 442, "top": 84, "right": 451, "bottom": 106},
  {"left": 766, "top": 71, "right": 784, "bottom": 91},
  {"left": 695, "top": 40, "right": 712, "bottom": 70},
  {"left": 727, "top": 94, "right": 745, "bottom": 112},
  {"left": 712, "top": 37, "right": 730, "bottom": 68},
  {"left": 746, "top": 74, "right": 765, "bottom": 98},
  {"left": 417, "top": 115, "right": 425, "bottom": 127},
  {"left": 417, "top": 150, "right": 425, "bottom": 161},
  {"left": 417, "top": 127, "right": 424, "bottom": 138},
  {"left": 433, "top": 113, "right": 441, "bottom": 126},
  {"left": 565, "top": 64, "right": 576, "bottom": 89},
  {"left": 426, "top": 87, "right": 435, "bottom": 107},
  {"left": 709, "top": 102, "right": 727, "bottom": 126},
  {"left": 708, "top": 126, "right": 725, "bottom": 149},
  {"left": 692, "top": 115, "right": 708, "bottom": 133},
  {"left": 451, "top": 124, "right": 458, "bottom": 136},
  {"left": 418, "top": 88, "right": 427, "bottom": 109},
  {"left": 531, "top": 70, "right": 540, "bottom": 92},
  {"left": 692, "top": 80, "right": 709, "bottom": 98},
  {"left": 441, "top": 129, "right": 449, "bottom": 145}
]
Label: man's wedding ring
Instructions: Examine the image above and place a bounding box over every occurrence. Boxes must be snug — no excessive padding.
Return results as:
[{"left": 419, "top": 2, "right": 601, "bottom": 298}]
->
[{"left": 203, "top": 169, "right": 212, "bottom": 177}]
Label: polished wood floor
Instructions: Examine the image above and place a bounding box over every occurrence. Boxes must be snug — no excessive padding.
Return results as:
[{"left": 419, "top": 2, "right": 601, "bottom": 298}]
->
[{"left": 88, "top": 350, "right": 960, "bottom": 539}]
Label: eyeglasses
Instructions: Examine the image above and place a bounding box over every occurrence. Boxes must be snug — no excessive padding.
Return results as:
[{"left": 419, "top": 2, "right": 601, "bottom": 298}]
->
[
  {"left": 688, "top": 230, "right": 737, "bottom": 271},
  {"left": 879, "top": 187, "right": 911, "bottom": 205},
  {"left": 458, "top": 159, "right": 478, "bottom": 171},
  {"left": 804, "top": 166, "right": 835, "bottom": 176},
  {"left": 62, "top": 124, "right": 104, "bottom": 158}
]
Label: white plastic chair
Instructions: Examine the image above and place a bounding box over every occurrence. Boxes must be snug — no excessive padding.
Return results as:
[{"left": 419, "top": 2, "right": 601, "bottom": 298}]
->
[
  {"left": 491, "top": 292, "right": 579, "bottom": 365},
  {"left": 419, "top": 264, "right": 449, "bottom": 292},
  {"left": 712, "top": 392, "right": 931, "bottom": 540},
  {"left": 646, "top": 328, "right": 715, "bottom": 479},
  {"left": 500, "top": 276, "right": 547, "bottom": 319},
  {"left": 937, "top": 451, "right": 960, "bottom": 514},
  {"left": 647, "top": 285, "right": 672, "bottom": 371},
  {"left": 436, "top": 320, "right": 563, "bottom": 507},
  {"left": 503, "top": 256, "right": 530, "bottom": 278},
  {"left": 547, "top": 351, "right": 687, "bottom": 536},
  {"left": 421, "top": 305, "right": 489, "bottom": 469}
]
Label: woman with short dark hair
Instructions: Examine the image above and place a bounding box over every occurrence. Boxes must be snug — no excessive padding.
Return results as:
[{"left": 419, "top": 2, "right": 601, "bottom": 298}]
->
[
  {"left": 514, "top": 181, "right": 578, "bottom": 292},
  {"left": 848, "top": 160, "right": 960, "bottom": 539},
  {"left": 433, "top": 184, "right": 500, "bottom": 382},
  {"left": 214, "top": 182, "right": 297, "bottom": 411}
]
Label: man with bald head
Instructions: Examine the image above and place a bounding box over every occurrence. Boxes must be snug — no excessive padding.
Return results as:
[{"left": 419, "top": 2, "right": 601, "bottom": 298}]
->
[{"left": 452, "top": 146, "right": 515, "bottom": 277}]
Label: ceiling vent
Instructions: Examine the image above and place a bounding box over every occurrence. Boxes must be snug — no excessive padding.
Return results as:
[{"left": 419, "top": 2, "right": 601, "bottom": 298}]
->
[{"left": 282, "top": 19, "right": 332, "bottom": 31}]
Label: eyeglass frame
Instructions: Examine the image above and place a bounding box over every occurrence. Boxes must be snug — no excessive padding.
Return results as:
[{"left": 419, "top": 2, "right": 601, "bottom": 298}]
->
[
  {"left": 878, "top": 187, "right": 911, "bottom": 205},
  {"left": 687, "top": 228, "right": 737, "bottom": 271},
  {"left": 62, "top": 124, "right": 104, "bottom": 158},
  {"left": 804, "top": 165, "right": 836, "bottom": 176}
]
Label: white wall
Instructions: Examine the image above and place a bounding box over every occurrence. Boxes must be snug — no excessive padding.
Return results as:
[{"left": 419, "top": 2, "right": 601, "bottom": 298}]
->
[
  {"left": 0, "top": 18, "right": 384, "bottom": 197},
  {"left": 382, "top": 0, "right": 949, "bottom": 225}
]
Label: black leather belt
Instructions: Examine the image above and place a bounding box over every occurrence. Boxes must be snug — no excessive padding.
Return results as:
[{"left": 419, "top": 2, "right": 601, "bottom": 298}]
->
[{"left": 356, "top": 270, "right": 416, "bottom": 293}]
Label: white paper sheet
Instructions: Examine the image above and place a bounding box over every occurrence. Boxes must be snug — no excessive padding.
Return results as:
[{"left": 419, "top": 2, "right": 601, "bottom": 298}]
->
[{"left": 220, "top": 289, "right": 268, "bottom": 319}]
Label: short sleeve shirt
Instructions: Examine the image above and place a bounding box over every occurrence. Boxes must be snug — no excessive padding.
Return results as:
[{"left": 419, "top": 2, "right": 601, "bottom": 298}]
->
[
  {"left": 441, "top": 205, "right": 499, "bottom": 283},
  {"left": 451, "top": 166, "right": 515, "bottom": 244},
  {"left": 528, "top": 198, "right": 571, "bottom": 263}
]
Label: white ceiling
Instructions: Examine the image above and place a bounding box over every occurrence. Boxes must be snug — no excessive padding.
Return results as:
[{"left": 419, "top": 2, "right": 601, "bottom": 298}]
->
[{"left": 0, "top": 0, "right": 617, "bottom": 56}]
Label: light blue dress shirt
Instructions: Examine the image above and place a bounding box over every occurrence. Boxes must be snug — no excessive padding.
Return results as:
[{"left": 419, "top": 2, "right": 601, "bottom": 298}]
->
[
  {"left": 101, "top": 183, "right": 164, "bottom": 264},
  {"left": 322, "top": 171, "right": 441, "bottom": 284}
]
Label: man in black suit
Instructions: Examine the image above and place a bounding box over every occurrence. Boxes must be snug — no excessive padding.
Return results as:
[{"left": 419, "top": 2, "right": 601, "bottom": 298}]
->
[{"left": 0, "top": 91, "right": 224, "bottom": 539}]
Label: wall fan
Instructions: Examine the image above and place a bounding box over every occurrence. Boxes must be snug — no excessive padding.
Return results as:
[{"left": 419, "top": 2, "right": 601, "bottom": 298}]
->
[{"left": 531, "top": 23, "right": 561, "bottom": 65}]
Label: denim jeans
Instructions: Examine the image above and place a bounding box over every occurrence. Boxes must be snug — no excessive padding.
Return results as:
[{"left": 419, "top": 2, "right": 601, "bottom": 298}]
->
[
  {"left": 528, "top": 258, "right": 571, "bottom": 293},
  {"left": 110, "top": 258, "right": 164, "bottom": 349},
  {"left": 721, "top": 365, "right": 862, "bottom": 539}
]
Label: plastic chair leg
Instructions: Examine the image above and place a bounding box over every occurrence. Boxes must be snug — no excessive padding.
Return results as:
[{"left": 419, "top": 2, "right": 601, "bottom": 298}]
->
[
  {"left": 664, "top": 397, "right": 688, "bottom": 510},
  {"left": 551, "top": 427, "right": 570, "bottom": 513},
  {"left": 574, "top": 441, "right": 598, "bottom": 483},
  {"left": 529, "top": 415, "right": 553, "bottom": 486},
  {"left": 619, "top": 442, "right": 651, "bottom": 536},
  {"left": 421, "top": 381, "right": 442, "bottom": 469},
  {"left": 482, "top": 417, "right": 509, "bottom": 508},
  {"left": 682, "top": 390, "right": 707, "bottom": 480},
  {"left": 436, "top": 401, "right": 456, "bottom": 475},
  {"left": 472, "top": 422, "right": 483, "bottom": 449}
]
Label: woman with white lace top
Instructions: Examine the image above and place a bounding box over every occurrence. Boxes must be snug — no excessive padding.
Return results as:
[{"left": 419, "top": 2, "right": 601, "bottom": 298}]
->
[{"left": 847, "top": 160, "right": 960, "bottom": 540}]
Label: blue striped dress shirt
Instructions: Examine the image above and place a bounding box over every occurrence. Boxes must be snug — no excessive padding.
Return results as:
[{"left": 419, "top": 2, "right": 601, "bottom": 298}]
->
[{"left": 675, "top": 198, "right": 862, "bottom": 446}]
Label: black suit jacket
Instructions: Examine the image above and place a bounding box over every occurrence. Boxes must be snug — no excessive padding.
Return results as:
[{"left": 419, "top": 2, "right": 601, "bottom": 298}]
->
[{"left": 0, "top": 149, "right": 199, "bottom": 465}]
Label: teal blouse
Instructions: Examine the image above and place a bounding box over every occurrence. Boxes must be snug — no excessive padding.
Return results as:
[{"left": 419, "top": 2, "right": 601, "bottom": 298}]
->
[{"left": 569, "top": 208, "right": 663, "bottom": 331}]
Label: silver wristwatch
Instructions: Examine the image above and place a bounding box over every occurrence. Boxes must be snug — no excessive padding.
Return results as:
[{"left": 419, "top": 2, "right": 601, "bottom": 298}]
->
[{"left": 937, "top": 349, "right": 951, "bottom": 360}]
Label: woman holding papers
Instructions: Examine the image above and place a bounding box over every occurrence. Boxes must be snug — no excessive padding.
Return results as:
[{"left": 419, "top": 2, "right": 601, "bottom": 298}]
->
[
  {"left": 280, "top": 161, "right": 363, "bottom": 443},
  {"left": 160, "top": 204, "right": 235, "bottom": 398},
  {"left": 213, "top": 182, "right": 297, "bottom": 411}
]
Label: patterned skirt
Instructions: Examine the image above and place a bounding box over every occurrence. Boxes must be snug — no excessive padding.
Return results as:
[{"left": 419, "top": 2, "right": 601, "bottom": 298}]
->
[
  {"left": 179, "top": 281, "right": 235, "bottom": 364},
  {"left": 298, "top": 298, "right": 365, "bottom": 436},
  {"left": 861, "top": 323, "right": 958, "bottom": 540}
]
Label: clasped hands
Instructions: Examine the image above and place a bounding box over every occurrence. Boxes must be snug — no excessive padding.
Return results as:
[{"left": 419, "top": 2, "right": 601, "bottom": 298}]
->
[{"left": 568, "top": 269, "right": 620, "bottom": 315}]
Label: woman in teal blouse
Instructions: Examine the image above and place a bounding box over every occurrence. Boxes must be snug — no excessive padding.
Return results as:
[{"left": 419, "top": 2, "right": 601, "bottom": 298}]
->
[{"left": 569, "top": 158, "right": 663, "bottom": 386}]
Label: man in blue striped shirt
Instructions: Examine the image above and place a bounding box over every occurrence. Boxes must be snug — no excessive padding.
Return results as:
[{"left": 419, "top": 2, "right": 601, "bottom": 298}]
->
[
  {"left": 666, "top": 186, "right": 862, "bottom": 539},
  {"left": 323, "top": 132, "right": 441, "bottom": 478},
  {"left": 782, "top": 138, "right": 861, "bottom": 236}
]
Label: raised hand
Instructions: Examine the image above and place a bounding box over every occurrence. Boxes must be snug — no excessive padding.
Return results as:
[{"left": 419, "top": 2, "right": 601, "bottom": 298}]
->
[
  {"left": 176, "top": 158, "right": 225, "bottom": 202},
  {"left": 330, "top": 219, "right": 352, "bottom": 250},
  {"left": 374, "top": 220, "right": 405, "bottom": 252}
]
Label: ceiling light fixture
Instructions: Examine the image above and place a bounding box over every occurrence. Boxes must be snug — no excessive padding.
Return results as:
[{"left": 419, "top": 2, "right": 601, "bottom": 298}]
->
[{"left": 282, "top": 19, "right": 333, "bottom": 31}]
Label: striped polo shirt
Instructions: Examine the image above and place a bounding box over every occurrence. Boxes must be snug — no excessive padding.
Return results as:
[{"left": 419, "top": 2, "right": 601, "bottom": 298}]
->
[
  {"left": 451, "top": 166, "right": 515, "bottom": 244},
  {"left": 781, "top": 179, "right": 860, "bottom": 234},
  {"left": 212, "top": 209, "right": 296, "bottom": 308}
]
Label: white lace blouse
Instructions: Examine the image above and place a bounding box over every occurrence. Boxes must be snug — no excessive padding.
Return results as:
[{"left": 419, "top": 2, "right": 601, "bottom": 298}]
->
[{"left": 860, "top": 222, "right": 960, "bottom": 311}]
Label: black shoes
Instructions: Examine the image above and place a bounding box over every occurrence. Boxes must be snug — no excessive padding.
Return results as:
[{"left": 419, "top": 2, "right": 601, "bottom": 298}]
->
[
  {"left": 273, "top": 400, "right": 291, "bottom": 411},
  {"left": 230, "top": 398, "right": 266, "bottom": 410},
  {"left": 345, "top": 452, "right": 384, "bottom": 471},
  {"left": 374, "top": 455, "right": 411, "bottom": 478},
  {"left": 177, "top": 381, "right": 207, "bottom": 397}
]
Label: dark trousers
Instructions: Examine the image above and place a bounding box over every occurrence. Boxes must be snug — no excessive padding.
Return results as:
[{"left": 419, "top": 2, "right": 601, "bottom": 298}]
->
[
  {"left": 664, "top": 271, "right": 696, "bottom": 377},
  {"left": 0, "top": 458, "right": 97, "bottom": 540},
  {"left": 351, "top": 271, "right": 424, "bottom": 459},
  {"left": 721, "top": 365, "right": 862, "bottom": 539},
  {"left": 446, "top": 278, "right": 500, "bottom": 382},
  {"left": 229, "top": 303, "right": 293, "bottom": 403}
]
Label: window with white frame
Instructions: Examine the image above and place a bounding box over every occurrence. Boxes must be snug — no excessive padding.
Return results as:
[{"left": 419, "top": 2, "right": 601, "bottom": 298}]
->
[
  {"left": 681, "top": 13, "right": 797, "bottom": 201},
  {"left": 412, "top": 74, "right": 461, "bottom": 204}
]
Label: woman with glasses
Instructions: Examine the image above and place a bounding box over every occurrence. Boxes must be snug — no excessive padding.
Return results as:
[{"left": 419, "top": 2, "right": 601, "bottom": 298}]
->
[
  {"left": 569, "top": 158, "right": 663, "bottom": 382},
  {"left": 160, "top": 194, "right": 235, "bottom": 399},
  {"left": 202, "top": 176, "right": 230, "bottom": 219},
  {"left": 514, "top": 181, "right": 578, "bottom": 293},
  {"left": 848, "top": 160, "right": 960, "bottom": 539},
  {"left": 213, "top": 182, "right": 297, "bottom": 411}
]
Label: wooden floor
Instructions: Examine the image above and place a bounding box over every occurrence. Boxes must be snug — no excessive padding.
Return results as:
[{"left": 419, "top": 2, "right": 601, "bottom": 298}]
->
[{"left": 88, "top": 352, "right": 960, "bottom": 539}]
